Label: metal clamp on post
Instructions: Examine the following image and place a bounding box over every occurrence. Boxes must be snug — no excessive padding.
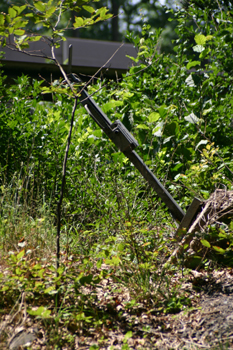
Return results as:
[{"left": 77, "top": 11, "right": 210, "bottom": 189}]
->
[{"left": 111, "top": 120, "right": 138, "bottom": 152}]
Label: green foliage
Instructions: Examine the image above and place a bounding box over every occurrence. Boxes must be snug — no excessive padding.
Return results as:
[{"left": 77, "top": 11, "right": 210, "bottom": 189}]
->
[
  {"left": 1, "top": 0, "right": 233, "bottom": 347},
  {"left": 0, "top": 0, "right": 112, "bottom": 49}
]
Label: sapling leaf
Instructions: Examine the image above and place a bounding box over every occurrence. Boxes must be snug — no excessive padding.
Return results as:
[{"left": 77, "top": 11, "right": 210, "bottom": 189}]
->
[
  {"left": 201, "top": 239, "right": 211, "bottom": 248},
  {"left": 27, "top": 306, "right": 51, "bottom": 318},
  {"left": 194, "top": 34, "right": 207, "bottom": 45},
  {"left": 148, "top": 112, "right": 160, "bottom": 123},
  {"left": 14, "top": 29, "right": 25, "bottom": 36},
  {"left": 186, "top": 61, "right": 200, "bottom": 70},
  {"left": 124, "top": 331, "right": 133, "bottom": 342},
  {"left": 8, "top": 7, "right": 17, "bottom": 18},
  {"left": 136, "top": 124, "right": 149, "bottom": 130},
  {"left": 17, "top": 250, "right": 25, "bottom": 260},
  {"left": 83, "top": 5, "right": 95, "bottom": 13},
  {"left": 212, "top": 246, "right": 225, "bottom": 254},
  {"left": 34, "top": 1, "right": 46, "bottom": 12},
  {"left": 74, "top": 17, "right": 84, "bottom": 28}
]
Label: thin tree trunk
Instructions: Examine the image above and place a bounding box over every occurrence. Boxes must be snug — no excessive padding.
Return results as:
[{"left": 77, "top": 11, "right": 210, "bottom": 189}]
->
[{"left": 111, "top": 0, "right": 120, "bottom": 41}]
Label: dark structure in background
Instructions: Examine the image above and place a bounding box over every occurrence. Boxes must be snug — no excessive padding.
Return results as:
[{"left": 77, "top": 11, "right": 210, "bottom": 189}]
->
[{"left": 1, "top": 37, "right": 138, "bottom": 82}]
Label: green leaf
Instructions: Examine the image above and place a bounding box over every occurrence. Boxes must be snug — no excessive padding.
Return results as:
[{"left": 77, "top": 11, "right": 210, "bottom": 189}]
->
[
  {"left": 102, "top": 100, "right": 123, "bottom": 113},
  {"left": 17, "top": 250, "right": 25, "bottom": 260},
  {"left": 28, "top": 35, "right": 42, "bottom": 42},
  {"left": 186, "top": 61, "right": 200, "bottom": 70},
  {"left": 201, "top": 239, "right": 211, "bottom": 248},
  {"left": 124, "top": 331, "right": 133, "bottom": 342},
  {"left": 14, "top": 29, "right": 25, "bottom": 36},
  {"left": 199, "top": 48, "right": 210, "bottom": 59},
  {"left": 45, "top": 6, "right": 56, "bottom": 18},
  {"left": 136, "top": 124, "right": 149, "bottom": 130},
  {"left": 83, "top": 5, "right": 95, "bottom": 13},
  {"left": 79, "top": 274, "right": 93, "bottom": 285},
  {"left": 0, "top": 14, "right": 4, "bottom": 26},
  {"left": 27, "top": 306, "right": 51, "bottom": 318},
  {"left": 44, "top": 286, "right": 56, "bottom": 294},
  {"left": 74, "top": 16, "right": 84, "bottom": 28},
  {"left": 34, "top": 1, "right": 46, "bottom": 12},
  {"left": 212, "top": 246, "right": 225, "bottom": 254},
  {"left": 8, "top": 7, "right": 17, "bottom": 18},
  {"left": 194, "top": 34, "right": 207, "bottom": 45},
  {"left": 148, "top": 112, "right": 160, "bottom": 123},
  {"left": 13, "top": 5, "right": 26, "bottom": 15}
]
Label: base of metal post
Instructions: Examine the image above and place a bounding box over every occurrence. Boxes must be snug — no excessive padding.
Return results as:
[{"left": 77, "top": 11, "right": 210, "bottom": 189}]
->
[{"left": 175, "top": 197, "right": 203, "bottom": 241}]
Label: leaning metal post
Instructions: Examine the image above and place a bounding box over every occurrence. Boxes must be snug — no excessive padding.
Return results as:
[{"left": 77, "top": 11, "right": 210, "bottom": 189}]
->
[{"left": 67, "top": 45, "right": 202, "bottom": 227}]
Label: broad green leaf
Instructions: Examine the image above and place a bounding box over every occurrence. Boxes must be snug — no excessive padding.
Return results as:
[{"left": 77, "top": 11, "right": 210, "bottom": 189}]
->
[
  {"left": 212, "top": 246, "right": 225, "bottom": 254},
  {"left": 0, "top": 14, "right": 5, "bottom": 26},
  {"left": 45, "top": 6, "right": 56, "bottom": 18},
  {"left": 105, "top": 256, "right": 121, "bottom": 266},
  {"left": 184, "top": 112, "right": 200, "bottom": 124},
  {"left": 83, "top": 5, "right": 95, "bottom": 13},
  {"left": 194, "top": 34, "right": 207, "bottom": 45},
  {"left": 148, "top": 112, "right": 160, "bottom": 123},
  {"left": 8, "top": 7, "right": 17, "bottom": 18},
  {"left": 102, "top": 100, "right": 123, "bottom": 113},
  {"left": 74, "top": 17, "right": 84, "bottom": 28},
  {"left": 79, "top": 274, "right": 93, "bottom": 285},
  {"left": 186, "top": 61, "right": 200, "bottom": 70},
  {"left": 158, "top": 105, "right": 167, "bottom": 118},
  {"left": 199, "top": 48, "right": 210, "bottom": 59},
  {"left": 17, "top": 250, "right": 25, "bottom": 260},
  {"left": 136, "top": 124, "right": 149, "bottom": 130},
  {"left": 27, "top": 306, "right": 51, "bottom": 318},
  {"left": 13, "top": 20, "right": 28, "bottom": 29},
  {"left": 13, "top": 5, "right": 26, "bottom": 15},
  {"left": 201, "top": 239, "right": 211, "bottom": 248},
  {"left": 124, "top": 331, "right": 133, "bottom": 342},
  {"left": 34, "top": 1, "right": 46, "bottom": 12},
  {"left": 28, "top": 35, "right": 42, "bottom": 42},
  {"left": 44, "top": 286, "right": 56, "bottom": 294},
  {"left": 14, "top": 29, "right": 25, "bottom": 36}
]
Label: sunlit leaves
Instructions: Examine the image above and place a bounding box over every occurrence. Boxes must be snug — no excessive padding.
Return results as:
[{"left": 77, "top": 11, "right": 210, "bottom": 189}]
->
[
  {"left": 74, "top": 16, "right": 84, "bottom": 28},
  {"left": 201, "top": 239, "right": 211, "bottom": 248},
  {"left": 8, "top": 7, "right": 17, "bottom": 18},
  {"left": 186, "top": 61, "right": 200, "bottom": 70},
  {"left": 194, "top": 34, "right": 207, "bottom": 45},
  {"left": 27, "top": 306, "right": 51, "bottom": 318},
  {"left": 83, "top": 5, "right": 95, "bottom": 13},
  {"left": 148, "top": 112, "right": 160, "bottom": 123},
  {"left": 34, "top": 1, "right": 46, "bottom": 12}
]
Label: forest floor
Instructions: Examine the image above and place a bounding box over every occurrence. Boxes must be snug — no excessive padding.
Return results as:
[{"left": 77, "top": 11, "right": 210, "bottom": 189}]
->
[{"left": 1, "top": 265, "right": 233, "bottom": 350}]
